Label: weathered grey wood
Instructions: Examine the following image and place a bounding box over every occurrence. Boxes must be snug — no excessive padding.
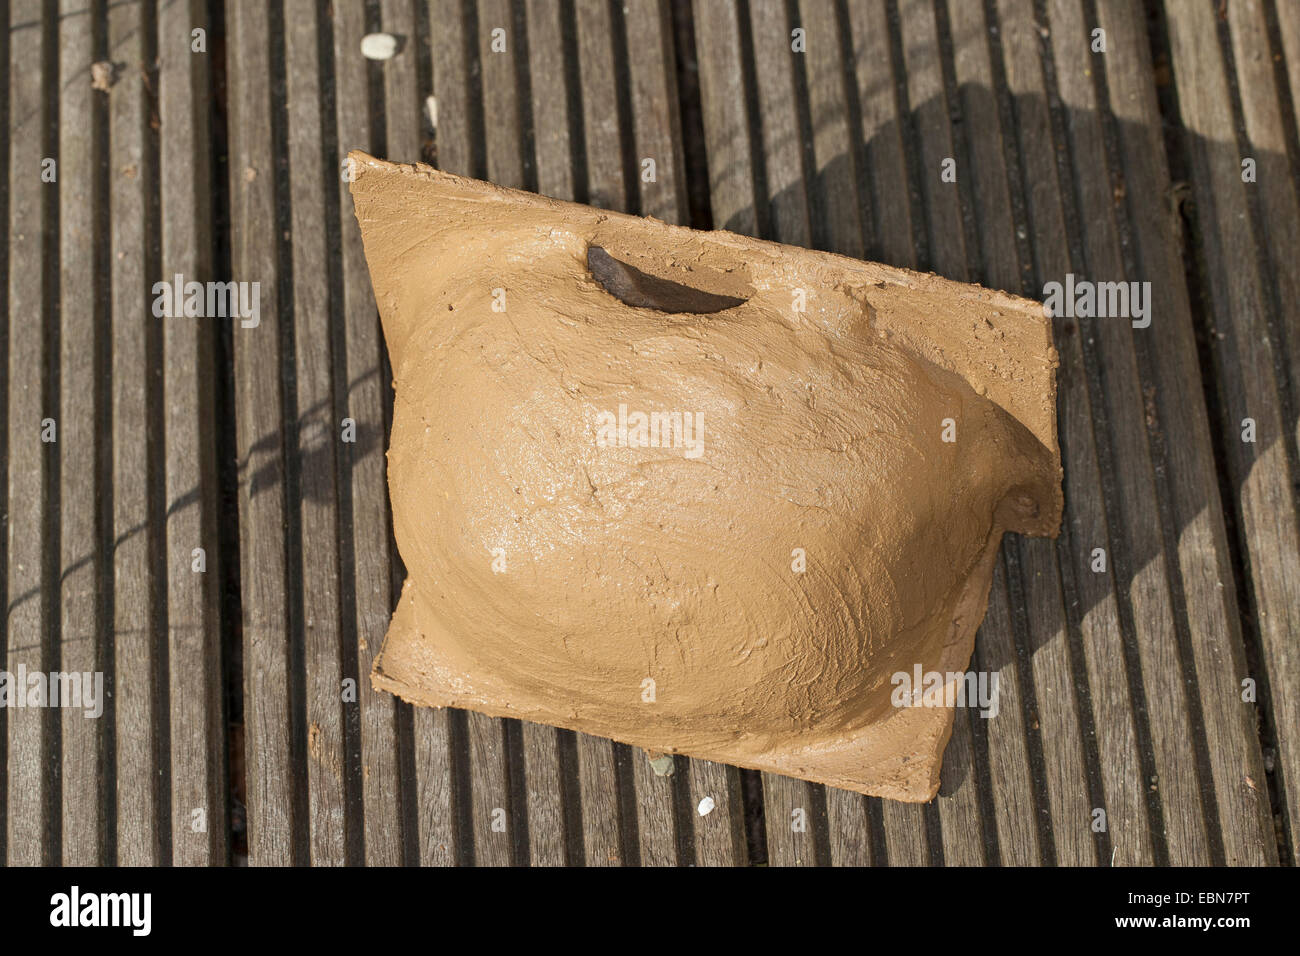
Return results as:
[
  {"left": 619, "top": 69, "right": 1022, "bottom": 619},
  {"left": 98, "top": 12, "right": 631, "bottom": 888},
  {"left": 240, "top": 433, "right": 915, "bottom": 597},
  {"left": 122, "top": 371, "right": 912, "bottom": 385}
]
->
[
  {"left": 1042, "top": 0, "right": 1209, "bottom": 866},
  {"left": 687, "top": 757, "right": 747, "bottom": 865},
  {"left": 952, "top": 0, "right": 1153, "bottom": 867},
  {"left": 432, "top": 0, "right": 476, "bottom": 177},
  {"left": 575, "top": 734, "right": 622, "bottom": 865},
  {"left": 626, "top": 0, "right": 687, "bottom": 224},
  {"left": 1099, "top": 0, "right": 1273, "bottom": 867},
  {"left": 466, "top": 709, "right": 513, "bottom": 864},
  {"left": 1220, "top": 0, "right": 1300, "bottom": 860},
  {"left": 993, "top": 0, "right": 1097, "bottom": 866},
  {"left": 109, "top": 0, "right": 163, "bottom": 866},
  {"left": 284, "top": 0, "right": 348, "bottom": 866},
  {"left": 751, "top": 0, "right": 811, "bottom": 246},
  {"left": 825, "top": 789, "right": 873, "bottom": 866},
  {"left": 629, "top": 749, "right": 677, "bottom": 866},
  {"left": 576, "top": 0, "right": 625, "bottom": 211},
  {"left": 1278, "top": 0, "right": 1300, "bottom": 138},
  {"left": 691, "top": 0, "right": 756, "bottom": 236},
  {"left": 846, "top": 0, "right": 917, "bottom": 267},
  {"left": 520, "top": 722, "right": 567, "bottom": 865},
  {"left": 478, "top": 0, "right": 525, "bottom": 188},
  {"left": 5, "top": 0, "right": 55, "bottom": 867},
  {"left": 526, "top": 0, "right": 576, "bottom": 204},
  {"left": 335, "top": 0, "right": 406, "bottom": 868},
  {"left": 977, "top": 559, "right": 1042, "bottom": 864},
  {"left": 56, "top": 0, "right": 105, "bottom": 867},
  {"left": 798, "top": 0, "right": 864, "bottom": 259},
  {"left": 1162, "top": 0, "right": 1294, "bottom": 863},
  {"left": 159, "top": 0, "right": 228, "bottom": 866},
  {"left": 227, "top": 0, "right": 297, "bottom": 866}
]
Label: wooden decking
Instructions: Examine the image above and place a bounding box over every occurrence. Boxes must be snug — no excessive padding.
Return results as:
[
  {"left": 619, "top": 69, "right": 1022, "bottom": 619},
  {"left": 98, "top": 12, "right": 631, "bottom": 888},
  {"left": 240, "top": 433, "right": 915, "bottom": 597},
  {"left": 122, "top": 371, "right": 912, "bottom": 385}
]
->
[{"left": 1, "top": 0, "right": 1296, "bottom": 866}]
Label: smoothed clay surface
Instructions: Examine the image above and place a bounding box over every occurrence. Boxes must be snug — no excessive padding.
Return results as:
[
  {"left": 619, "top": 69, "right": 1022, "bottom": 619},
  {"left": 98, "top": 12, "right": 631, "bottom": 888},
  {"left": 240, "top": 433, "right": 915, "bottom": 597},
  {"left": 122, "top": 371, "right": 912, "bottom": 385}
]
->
[{"left": 349, "top": 151, "right": 1062, "bottom": 801}]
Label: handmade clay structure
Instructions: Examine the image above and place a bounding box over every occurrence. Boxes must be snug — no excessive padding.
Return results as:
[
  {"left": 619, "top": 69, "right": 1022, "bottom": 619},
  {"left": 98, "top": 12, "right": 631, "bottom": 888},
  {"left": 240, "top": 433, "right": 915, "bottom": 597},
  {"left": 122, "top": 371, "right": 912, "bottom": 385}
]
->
[{"left": 349, "top": 151, "right": 1062, "bottom": 801}]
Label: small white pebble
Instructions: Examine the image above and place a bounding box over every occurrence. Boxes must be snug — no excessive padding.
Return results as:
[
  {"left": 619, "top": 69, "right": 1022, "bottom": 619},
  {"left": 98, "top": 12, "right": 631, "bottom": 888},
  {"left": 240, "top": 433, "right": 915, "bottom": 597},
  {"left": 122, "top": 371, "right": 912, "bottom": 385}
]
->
[
  {"left": 697, "top": 797, "right": 715, "bottom": 816},
  {"left": 361, "top": 32, "right": 398, "bottom": 60}
]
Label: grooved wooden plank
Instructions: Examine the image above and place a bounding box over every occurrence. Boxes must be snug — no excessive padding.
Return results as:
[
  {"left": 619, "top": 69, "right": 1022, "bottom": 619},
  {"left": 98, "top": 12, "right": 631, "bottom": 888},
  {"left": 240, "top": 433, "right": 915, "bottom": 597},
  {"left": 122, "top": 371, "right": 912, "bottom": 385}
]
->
[
  {"left": 945, "top": 0, "right": 1041, "bottom": 866},
  {"left": 1044, "top": 0, "right": 1210, "bottom": 866},
  {"left": 687, "top": 757, "right": 746, "bottom": 865},
  {"left": 760, "top": 771, "right": 820, "bottom": 865},
  {"left": 413, "top": 720, "right": 456, "bottom": 865},
  {"left": 467, "top": 709, "right": 512, "bottom": 865},
  {"left": 897, "top": 0, "right": 965, "bottom": 271},
  {"left": 1163, "top": 0, "right": 1295, "bottom": 864},
  {"left": 520, "top": 721, "right": 567, "bottom": 864},
  {"left": 993, "top": 0, "right": 1097, "bottom": 865},
  {"left": 478, "top": 0, "right": 525, "bottom": 188},
  {"left": 1098, "top": 0, "right": 1273, "bottom": 868},
  {"left": 691, "top": 0, "right": 756, "bottom": 235},
  {"left": 57, "top": 0, "right": 105, "bottom": 867},
  {"left": 1221, "top": 0, "right": 1300, "bottom": 859},
  {"left": 751, "top": 0, "right": 811, "bottom": 246},
  {"left": 335, "top": 0, "right": 406, "bottom": 869},
  {"left": 798, "top": 0, "right": 864, "bottom": 258},
  {"left": 431, "top": 0, "right": 476, "bottom": 177},
  {"left": 575, "top": 0, "right": 625, "bottom": 210},
  {"left": 977, "top": 559, "right": 1041, "bottom": 864},
  {"left": 1039, "top": 0, "right": 1162, "bottom": 868},
  {"left": 109, "top": 0, "right": 162, "bottom": 866},
  {"left": 969, "top": 0, "right": 1149, "bottom": 866},
  {"left": 946, "top": 0, "right": 1020, "bottom": 292},
  {"left": 413, "top": 702, "right": 460, "bottom": 868},
  {"left": 629, "top": 749, "right": 676, "bottom": 866},
  {"left": 825, "top": 789, "right": 873, "bottom": 865},
  {"left": 626, "top": 0, "right": 687, "bottom": 223},
  {"left": 284, "top": 0, "right": 347, "bottom": 866},
  {"left": 158, "top": 0, "right": 227, "bottom": 866},
  {"left": 576, "top": 735, "right": 622, "bottom": 865},
  {"left": 526, "top": 0, "right": 575, "bottom": 203},
  {"left": 0, "top": 0, "right": 7, "bottom": 872},
  {"left": 1277, "top": 0, "right": 1300, "bottom": 134},
  {"left": 226, "top": 0, "right": 297, "bottom": 866},
  {"left": 846, "top": 0, "right": 917, "bottom": 267},
  {"left": 5, "top": 0, "right": 54, "bottom": 867}
]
